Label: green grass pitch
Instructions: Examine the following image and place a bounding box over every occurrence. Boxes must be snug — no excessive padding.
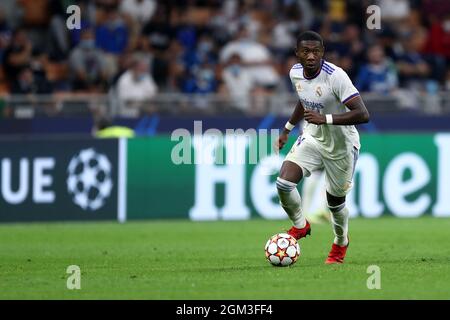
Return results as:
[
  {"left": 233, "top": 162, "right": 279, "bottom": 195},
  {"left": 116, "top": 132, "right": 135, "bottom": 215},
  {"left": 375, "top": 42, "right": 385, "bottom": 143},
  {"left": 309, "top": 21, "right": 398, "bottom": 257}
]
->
[{"left": 1, "top": 217, "right": 449, "bottom": 299}]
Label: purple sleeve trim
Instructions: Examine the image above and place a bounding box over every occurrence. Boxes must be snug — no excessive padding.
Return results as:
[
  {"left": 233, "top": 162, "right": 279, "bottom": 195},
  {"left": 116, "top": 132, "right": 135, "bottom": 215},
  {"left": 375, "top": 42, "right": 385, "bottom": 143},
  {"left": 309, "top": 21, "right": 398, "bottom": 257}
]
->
[{"left": 342, "top": 92, "right": 360, "bottom": 104}]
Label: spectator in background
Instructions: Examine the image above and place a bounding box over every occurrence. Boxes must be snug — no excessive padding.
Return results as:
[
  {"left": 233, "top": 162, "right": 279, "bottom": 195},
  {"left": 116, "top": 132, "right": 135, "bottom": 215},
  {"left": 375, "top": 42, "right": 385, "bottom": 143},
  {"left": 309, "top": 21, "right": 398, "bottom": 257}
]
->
[
  {"left": 9, "top": 65, "right": 54, "bottom": 117},
  {"left": 336, "top": 24, "right": 365, "bottom": 79},
  {"left": 171, "top": 35, "right": 219, "bottom": 110},
  {"left": 377, "top": 0, "right": 411, "bottom": 27},
  {"left": 176, "top": 34, "right": 218, "bottom": 82},
  {"left": 69, "top": 28, "right": 109, "bottom": 92},
  {"left": 68, "top": 1, "right": 96, "bottom": 48},
  {"left": 220, "top": 27, "right": 279, "bottom": 92},
  {"left": 95, "top": 7, "right": 129, "bottom": 55},
  {"left": 394, "top": 31, "right": 432, "bottom": 110},
  {"left": 11, "top": 66, "right": 52, "bottom": 95},
  {"left": 141, "top": 5, "right": 173, "bottom": 53},
  {"left": 47, "top": 0, "right": 71, "bottom": 61},
  {"left": 30, "top": 47, "right": 52, "bottom": 91},
  {"left": 141, "top": 5, "right": 173, "bottom": 88},
  {"left": 120, "top": 0, "right": 157, "bottom": 25},
  {"left": 408, "top": 9, "right": 447, "bottom": 85},
  {"left": 377, "top": 27, "right": 399, "bottom": 61},
  {"left": 396, "top": 32, "right": 431, "bottom": 89},
  {"left": 234, "top": 2, "right": 262, "bottom": 41},
  {"left": 220, "top": 53, "right": 254, "bottom": 113},
  {"left": 95, "top": 3, "right": 130, "bottom": 78},
  {"left": 196, "top": 34, "right": 218, "bottom": 65},
  {"left": 0, "top": 0, "right": 448, "bottom": 116},
  {"left": 174, "top": 11, "right": 198, "bottom": 51},
  {"left": 207, "top": 5, "right": 233, "bottom": 46},
  {"left": 270, "top": 0, "right": 314, "bottom": 60},
  {"left": 3, "top": 28, "right": 33, "bottom": 85},
  {"left": 356, "top": 44, "right": 398, "bottom": 94},
  {"left": 180, "top": 62, "right": 217, "bottom": 94},
  {"left": 271, "top": 14, "right": 300, "bottom": 60},
  {"left": 116, "top": 54, "right": 158, "bottom": 116},
  {"left": 424, "top": 13, "right": 450, "bottom": 62}
]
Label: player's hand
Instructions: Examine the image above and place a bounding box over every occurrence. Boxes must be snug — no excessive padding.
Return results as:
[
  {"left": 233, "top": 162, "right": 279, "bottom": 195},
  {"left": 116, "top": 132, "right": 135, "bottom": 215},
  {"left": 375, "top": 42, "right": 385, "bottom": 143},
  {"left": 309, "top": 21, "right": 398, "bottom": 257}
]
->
[
  {"left": 304, "top": 109, "right": 326, "bottom": 125},
  {"left": 275, "top": 132, "right": 289, "bottom": 152}
]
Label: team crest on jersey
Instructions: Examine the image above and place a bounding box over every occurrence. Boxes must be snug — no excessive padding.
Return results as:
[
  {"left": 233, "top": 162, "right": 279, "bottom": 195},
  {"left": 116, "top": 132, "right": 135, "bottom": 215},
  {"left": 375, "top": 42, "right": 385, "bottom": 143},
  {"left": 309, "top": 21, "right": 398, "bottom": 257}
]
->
[
  {"left": 315, "top": 86, "right": 322, "bottom": 97},
  {"left": 295, "top": 82, "right": 303, "bottom": 92}
]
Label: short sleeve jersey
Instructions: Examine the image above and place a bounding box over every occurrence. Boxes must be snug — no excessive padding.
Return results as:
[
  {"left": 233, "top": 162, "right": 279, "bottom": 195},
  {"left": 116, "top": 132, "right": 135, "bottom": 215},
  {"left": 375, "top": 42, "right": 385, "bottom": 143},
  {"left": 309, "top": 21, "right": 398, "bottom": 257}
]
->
[{"left": 289, "top": 60, "right": 361, "bottom": 159}]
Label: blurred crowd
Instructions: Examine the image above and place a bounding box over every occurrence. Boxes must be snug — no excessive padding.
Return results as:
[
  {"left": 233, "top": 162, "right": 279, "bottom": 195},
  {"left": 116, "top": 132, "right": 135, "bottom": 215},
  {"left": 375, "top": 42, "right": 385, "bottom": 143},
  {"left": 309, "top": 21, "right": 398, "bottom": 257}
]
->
[{"left": 0, "top": 0, "right": 449, "bottom": 115}]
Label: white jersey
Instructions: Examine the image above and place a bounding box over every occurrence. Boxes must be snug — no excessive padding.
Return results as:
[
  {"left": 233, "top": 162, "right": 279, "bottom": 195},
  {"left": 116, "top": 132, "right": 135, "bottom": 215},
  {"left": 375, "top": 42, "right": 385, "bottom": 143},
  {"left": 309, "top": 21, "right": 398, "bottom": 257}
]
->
[{"left": 290, "top": 60, "right": 361, "bottom": 160}]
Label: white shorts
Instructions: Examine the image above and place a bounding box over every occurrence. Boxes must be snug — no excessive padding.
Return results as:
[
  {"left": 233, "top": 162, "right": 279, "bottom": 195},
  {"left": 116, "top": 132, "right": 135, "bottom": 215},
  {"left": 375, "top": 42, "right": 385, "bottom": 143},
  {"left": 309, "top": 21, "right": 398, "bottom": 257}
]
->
[{"left": 284, "top": 135, "right": 359, "bottom": 197}]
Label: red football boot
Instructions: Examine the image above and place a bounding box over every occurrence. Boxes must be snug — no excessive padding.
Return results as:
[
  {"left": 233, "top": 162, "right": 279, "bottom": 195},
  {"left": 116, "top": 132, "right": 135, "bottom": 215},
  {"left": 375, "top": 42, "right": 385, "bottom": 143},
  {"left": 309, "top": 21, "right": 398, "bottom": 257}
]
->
[
  {"left": 287, "top": 220, "right": 311, "bottom": 240},
  {"left": 325, "top": 238, "right": 349, "bottom": 264}
]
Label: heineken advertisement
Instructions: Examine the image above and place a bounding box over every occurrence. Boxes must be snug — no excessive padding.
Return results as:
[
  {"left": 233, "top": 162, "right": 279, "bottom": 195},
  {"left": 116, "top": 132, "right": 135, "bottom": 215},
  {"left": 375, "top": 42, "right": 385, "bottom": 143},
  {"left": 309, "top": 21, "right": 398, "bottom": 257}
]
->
[
  {"left": 127, "top": 133, "right": 450, "bottom": 220},
  {"left": 0, "top": 139, "right": 119, "bottom": 222},
  {"left": 1, "top": 133, "right": 449, "bottom": 222}
]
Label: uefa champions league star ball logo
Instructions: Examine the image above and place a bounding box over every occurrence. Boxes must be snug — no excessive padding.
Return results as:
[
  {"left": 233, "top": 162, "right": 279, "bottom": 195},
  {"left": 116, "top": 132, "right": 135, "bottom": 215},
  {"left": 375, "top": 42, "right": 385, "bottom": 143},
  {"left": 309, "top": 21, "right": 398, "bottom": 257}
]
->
[{"left": 66, "top": 148, "right": 113, "bottom": 211}]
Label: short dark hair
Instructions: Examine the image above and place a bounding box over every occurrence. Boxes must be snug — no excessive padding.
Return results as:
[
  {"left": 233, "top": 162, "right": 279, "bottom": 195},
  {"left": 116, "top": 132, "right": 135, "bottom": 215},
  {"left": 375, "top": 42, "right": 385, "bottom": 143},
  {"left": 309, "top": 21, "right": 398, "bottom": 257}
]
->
[{"left": 297, "top": 31, "right": 323, "bottom": 47}]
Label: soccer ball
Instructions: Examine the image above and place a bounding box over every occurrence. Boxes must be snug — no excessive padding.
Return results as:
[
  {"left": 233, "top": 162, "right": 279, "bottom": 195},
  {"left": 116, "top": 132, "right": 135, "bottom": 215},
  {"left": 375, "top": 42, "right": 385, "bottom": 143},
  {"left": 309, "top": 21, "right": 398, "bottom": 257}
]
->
[
  {"left": 67, "top": 148, "right": 113, "bottom": 211},
  {"left": 264, "top": 233, "right": 301, "bottom": 267}
]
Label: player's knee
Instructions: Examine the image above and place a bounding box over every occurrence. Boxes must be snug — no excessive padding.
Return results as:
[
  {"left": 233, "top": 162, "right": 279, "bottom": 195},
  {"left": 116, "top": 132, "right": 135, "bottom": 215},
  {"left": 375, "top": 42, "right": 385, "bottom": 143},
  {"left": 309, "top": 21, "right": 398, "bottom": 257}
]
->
[
  {"left": 279, "top": 161, "right": 303, "bottom": 183},
  {"left": 276, "top": 177, "right": 297, "bottom": 193},
  {"left": 326, "top": 192, "right": 345, "bottom": 204},
  {"left": 326, "top": 192, "right": 346, "bottom": 212}
]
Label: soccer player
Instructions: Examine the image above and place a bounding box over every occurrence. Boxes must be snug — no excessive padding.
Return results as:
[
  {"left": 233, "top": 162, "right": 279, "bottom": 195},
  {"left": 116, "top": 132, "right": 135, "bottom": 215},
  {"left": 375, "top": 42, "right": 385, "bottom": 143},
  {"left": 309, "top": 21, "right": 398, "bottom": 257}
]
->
[{"left": 275, "top": 31, "right": 369, "bottom": 264}]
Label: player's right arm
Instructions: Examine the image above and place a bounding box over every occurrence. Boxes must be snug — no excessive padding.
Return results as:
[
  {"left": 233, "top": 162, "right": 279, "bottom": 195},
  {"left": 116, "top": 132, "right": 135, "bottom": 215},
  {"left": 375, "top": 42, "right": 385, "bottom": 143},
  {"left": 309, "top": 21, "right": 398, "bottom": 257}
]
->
[{"left": 277, "top": 100, "right": 304, "bottom": 151}]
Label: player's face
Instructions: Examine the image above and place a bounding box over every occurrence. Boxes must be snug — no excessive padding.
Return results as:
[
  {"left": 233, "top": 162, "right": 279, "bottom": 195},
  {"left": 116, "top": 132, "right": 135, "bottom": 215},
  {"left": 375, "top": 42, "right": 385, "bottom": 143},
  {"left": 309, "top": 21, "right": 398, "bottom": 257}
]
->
[{"left": 296, "top": 41, "right": 324, "bottom": 71}]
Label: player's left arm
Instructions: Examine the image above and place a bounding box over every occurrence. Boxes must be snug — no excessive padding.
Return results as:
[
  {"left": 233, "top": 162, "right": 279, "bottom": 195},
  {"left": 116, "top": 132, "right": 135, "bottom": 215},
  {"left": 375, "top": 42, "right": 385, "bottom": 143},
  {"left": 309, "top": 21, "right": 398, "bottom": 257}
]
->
[
  {"left": 304, "top": 67, "right": 370, "bottom": 125},
  {"left": 335, "top": 95, "right": 370, "bottom": 124},
  {"left": 304, "top": 95, "right": 369, "bottom": 125}
]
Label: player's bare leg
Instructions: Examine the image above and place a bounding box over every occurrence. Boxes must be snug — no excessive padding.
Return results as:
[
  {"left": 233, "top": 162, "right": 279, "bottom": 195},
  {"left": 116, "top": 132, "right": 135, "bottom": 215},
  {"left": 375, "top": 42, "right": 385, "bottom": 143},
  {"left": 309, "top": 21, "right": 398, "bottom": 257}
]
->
[
  {"left": 325, "top": 192, "right": 350, "bottom": 264},
  {"left": 277, "top": 160, "right": 311, "bottom": 240}
]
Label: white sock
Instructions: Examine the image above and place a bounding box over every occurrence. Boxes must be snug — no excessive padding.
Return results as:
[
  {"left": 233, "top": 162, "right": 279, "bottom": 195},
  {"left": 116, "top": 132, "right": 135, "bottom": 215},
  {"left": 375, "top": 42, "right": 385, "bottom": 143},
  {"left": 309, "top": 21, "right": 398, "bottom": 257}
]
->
[
  {"left": 301, "top": 174, "right": 318, "bottom": 213},
  {"left": 328, "top": 203, "right": 349, "bottom": 246},
  {"left": 276, "top": 177, "right": 306, "bottom": 228}
]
